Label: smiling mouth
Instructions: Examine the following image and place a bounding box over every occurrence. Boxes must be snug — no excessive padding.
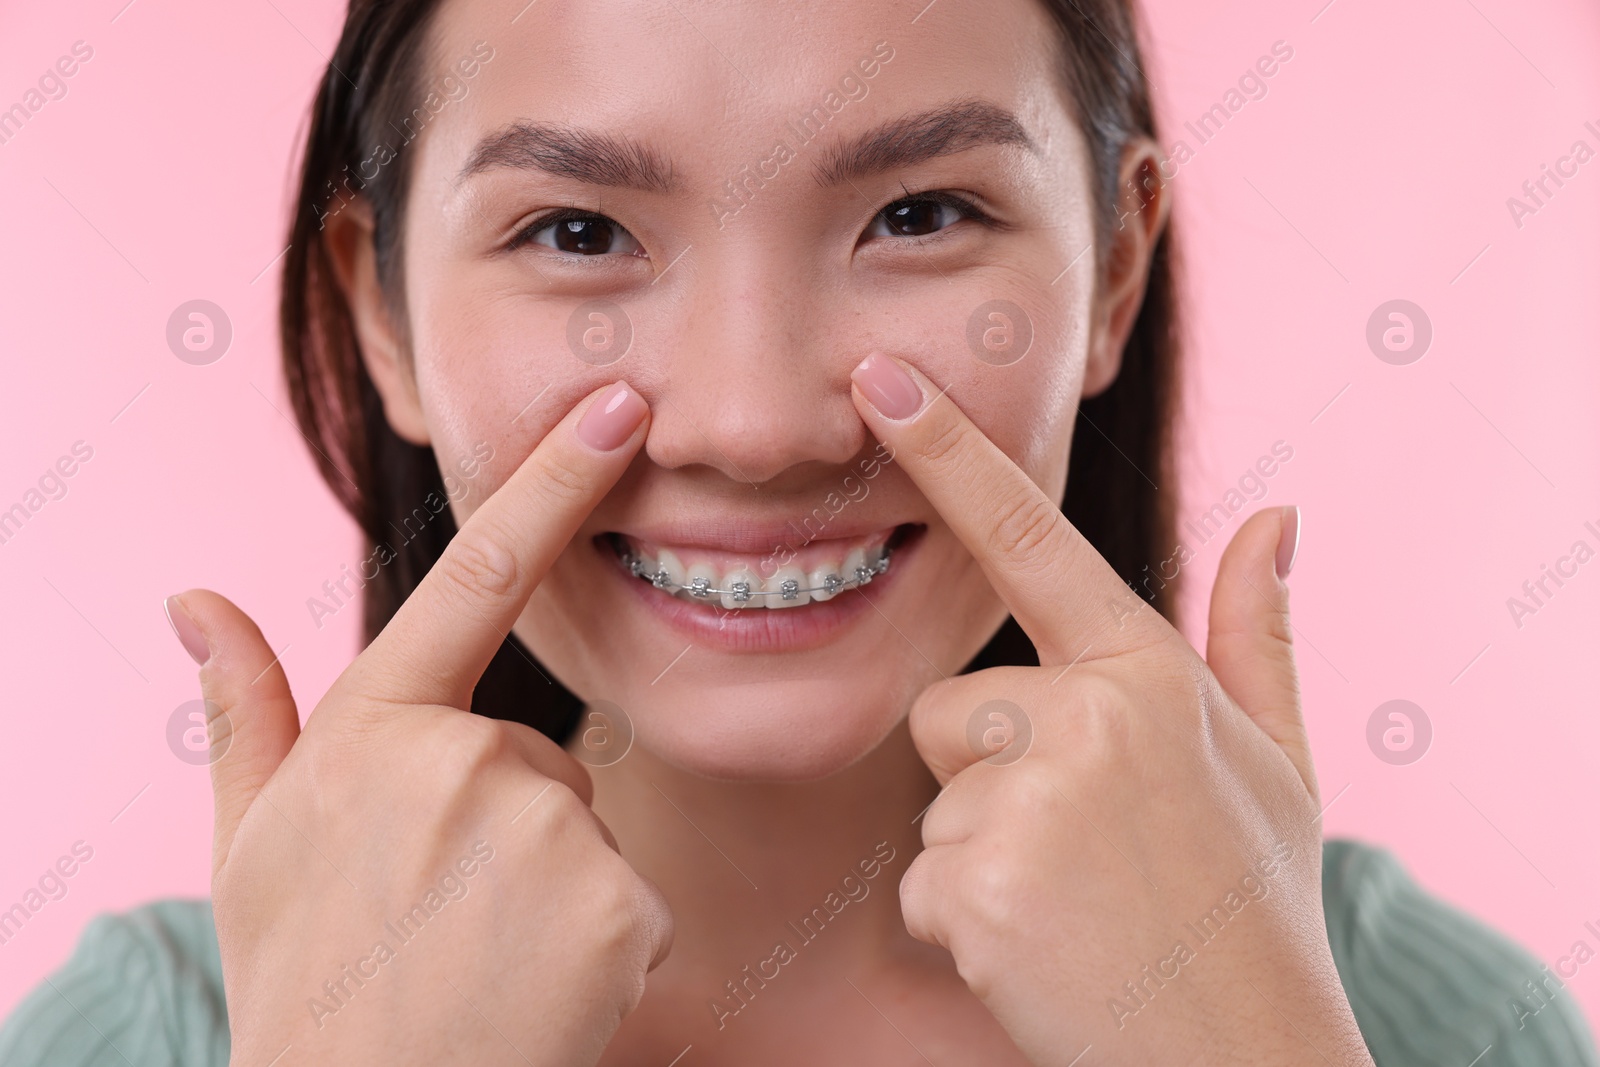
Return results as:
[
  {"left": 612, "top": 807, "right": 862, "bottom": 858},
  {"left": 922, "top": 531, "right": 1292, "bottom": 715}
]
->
[{"left": 601, "top": 524, "right": 921, "bottom": 610}]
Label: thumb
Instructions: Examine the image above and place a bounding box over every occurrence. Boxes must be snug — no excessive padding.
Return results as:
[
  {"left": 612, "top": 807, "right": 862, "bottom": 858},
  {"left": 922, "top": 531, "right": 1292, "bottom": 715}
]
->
[
  {"left": 164, "top": 590, "right": 300, "bottom": 872},
  {"left": 1205, "top": 506, "right": 1317, "bottom": 799}
]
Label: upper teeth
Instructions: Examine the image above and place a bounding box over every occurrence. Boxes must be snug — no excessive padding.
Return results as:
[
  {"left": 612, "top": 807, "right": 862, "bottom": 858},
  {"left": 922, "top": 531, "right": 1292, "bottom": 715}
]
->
[{"left": 623, "top": 544, "right": 892, "bottom": 609}]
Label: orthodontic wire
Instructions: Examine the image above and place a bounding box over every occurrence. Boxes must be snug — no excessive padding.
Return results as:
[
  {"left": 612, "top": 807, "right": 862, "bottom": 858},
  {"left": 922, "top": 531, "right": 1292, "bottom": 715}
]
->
[{"left": 624, "top": 551, "right": 891, "bottom": 602}]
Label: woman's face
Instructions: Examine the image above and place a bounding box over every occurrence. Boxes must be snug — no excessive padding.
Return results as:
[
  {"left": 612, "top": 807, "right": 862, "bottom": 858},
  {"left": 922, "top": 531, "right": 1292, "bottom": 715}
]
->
[{"left": 358, "top": 0, "right": 1141, "bottom": 781}]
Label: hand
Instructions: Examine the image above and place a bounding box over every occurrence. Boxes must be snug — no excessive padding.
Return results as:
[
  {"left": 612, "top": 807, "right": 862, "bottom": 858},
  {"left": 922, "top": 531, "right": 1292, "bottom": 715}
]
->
[
  {"left": 851, "top": 354, "right": 1374, "bottom": 1066},
  {"left": 165, "top": 382, "right": 672, "bottom": 1067}
]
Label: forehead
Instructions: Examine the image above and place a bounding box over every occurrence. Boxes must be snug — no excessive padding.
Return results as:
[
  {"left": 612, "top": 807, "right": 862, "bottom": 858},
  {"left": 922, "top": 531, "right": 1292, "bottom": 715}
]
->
[{"left": 417, "top": 0, "right": 1074, "bottom": 185}]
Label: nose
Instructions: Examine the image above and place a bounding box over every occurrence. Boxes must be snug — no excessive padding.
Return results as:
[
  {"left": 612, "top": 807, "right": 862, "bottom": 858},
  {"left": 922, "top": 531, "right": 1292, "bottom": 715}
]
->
[{"left": 642, "top": 248, "right": 869, "bottom": 485}]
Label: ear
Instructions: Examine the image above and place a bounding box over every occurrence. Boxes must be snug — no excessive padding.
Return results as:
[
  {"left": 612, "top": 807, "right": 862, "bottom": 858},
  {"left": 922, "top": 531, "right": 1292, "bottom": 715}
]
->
[
  {"left": 1082, "top": 139, "right": 1171, "bottom": 399},
  {"left": 323, "top": 197, "right": 431, "bottom": 446}
]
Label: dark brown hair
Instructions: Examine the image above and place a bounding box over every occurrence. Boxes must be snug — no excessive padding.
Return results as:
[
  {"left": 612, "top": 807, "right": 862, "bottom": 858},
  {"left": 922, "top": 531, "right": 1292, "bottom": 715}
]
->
[{"left": 280, "top": 0, "right": 1180, "bottom": 741}]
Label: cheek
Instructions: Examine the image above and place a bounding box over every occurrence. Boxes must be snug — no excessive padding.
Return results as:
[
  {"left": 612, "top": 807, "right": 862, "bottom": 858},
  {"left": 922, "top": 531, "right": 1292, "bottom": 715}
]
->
[
  {"left": 404, "top": 285, "right": 631, "bottom": 517},
  {"left": 887, "top": 273, "right": 1090, "bottom": 498},
  {"left": 412, "top": 290, "right": 550, "bottom": 444}
]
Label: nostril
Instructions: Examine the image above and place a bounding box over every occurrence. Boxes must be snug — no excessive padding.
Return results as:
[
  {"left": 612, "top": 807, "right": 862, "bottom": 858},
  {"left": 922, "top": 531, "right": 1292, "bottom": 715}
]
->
[{"left": 639, "top": 390, "right": 870, "bottom": 484}]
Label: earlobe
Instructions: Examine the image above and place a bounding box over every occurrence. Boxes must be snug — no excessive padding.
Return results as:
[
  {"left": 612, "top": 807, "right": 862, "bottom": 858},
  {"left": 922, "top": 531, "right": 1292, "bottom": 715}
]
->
[
  {"left": 323, "top": 197, "right": 431, "bottom": 446},
  {"left": 1082, "top": 143, "right": 1170, "bottom": 399}
]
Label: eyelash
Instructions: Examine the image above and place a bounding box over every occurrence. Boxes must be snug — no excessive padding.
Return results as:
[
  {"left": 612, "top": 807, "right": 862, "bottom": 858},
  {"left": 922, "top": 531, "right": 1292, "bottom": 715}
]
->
[
  {"left": 503, "top": 207, "right": 625, "bottom": 255},
  {"left": 503, "top": 189, "right": 996, "bottom": 255},
  {"left": 872, "top": 189, "right": 994, "bottom": 240}
]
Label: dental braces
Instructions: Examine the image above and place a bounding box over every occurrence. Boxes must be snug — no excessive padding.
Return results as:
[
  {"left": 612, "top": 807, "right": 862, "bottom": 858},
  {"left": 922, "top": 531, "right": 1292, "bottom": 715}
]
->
[{"left": 625, "top": 550, "right": 891, "bottom": 602}]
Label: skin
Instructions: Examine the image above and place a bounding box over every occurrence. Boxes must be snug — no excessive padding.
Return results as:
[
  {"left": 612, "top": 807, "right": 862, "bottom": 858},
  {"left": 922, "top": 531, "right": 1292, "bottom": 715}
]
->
[{"left": 167, "top": 0, "right": 1378, "bottom": 1063}]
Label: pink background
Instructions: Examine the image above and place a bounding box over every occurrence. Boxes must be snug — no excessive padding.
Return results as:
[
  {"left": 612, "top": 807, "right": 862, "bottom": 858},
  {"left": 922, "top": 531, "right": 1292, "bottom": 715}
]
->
[{"left": 2, "top": 0, "right": 1598, "bottom": 1028}]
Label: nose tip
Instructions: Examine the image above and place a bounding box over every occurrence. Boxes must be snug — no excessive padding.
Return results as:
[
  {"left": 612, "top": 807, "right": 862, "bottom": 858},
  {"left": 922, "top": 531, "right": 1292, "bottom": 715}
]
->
[
  {"left": 644, "top": 382, "right": 869, "bottom": 485},
  {"left": 640, "top": 263, "right": 870, "bottom": 484}
]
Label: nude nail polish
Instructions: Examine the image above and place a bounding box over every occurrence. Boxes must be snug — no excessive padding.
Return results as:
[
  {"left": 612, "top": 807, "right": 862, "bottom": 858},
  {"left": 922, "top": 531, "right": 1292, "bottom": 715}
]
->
[
  {"left": 1276, "top": 506, "right": 1301, "bottom": 579},
  {"left": 577, "top": 382, "right": 647, "bottom": 452},
  {"left": 852, "top": 353, "right": 925, "bottom": 421},
  {"left": 164, "top": 595, "right": 210, "bottom": 665}
]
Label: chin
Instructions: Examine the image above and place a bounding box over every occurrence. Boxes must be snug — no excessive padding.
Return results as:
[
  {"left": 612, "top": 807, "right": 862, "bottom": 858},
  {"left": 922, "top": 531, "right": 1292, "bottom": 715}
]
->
[{"left": 629, "top": 675, "right": 917, "bottom": 782}]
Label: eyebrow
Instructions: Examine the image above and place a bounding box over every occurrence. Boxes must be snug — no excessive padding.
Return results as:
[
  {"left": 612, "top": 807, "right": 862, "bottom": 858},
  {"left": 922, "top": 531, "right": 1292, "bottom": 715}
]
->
[
  {"left": 810, "top": 99, "right": 1039, "bottom": 187},
  {"left": 458, "top": 121, "right": 681, "bottom": 193},
  {"left": 456, "top": 99, "right": 1036, "bottom": 194}
]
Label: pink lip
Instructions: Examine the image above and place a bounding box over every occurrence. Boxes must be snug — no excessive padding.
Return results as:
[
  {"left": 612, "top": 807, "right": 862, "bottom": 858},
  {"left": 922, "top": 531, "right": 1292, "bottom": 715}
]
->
[{"left": 602, "top": 526, "right": 921, "bottom": 655}]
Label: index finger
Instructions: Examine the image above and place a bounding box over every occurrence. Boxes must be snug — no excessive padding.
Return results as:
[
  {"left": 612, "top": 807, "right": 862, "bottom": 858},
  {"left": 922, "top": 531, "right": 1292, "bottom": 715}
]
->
[
  {"left": 849, "top": 352, "right": 1168, "bottom": 664},
  {"left": 350, "top": 381, "right": 649, "bottom": 709}
]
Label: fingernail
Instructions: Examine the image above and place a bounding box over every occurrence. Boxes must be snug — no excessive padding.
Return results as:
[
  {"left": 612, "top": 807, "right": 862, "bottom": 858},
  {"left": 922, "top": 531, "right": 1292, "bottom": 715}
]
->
[
  {"left": 852, "top": 353, "right": 925, "bottom": 421},
  {"left": 164, "top": 595, "right": 210, "bottom": 665},
  {"left": 1275, "top": 505, "right": 1301, "bottom": 579},
  {"left": 577, "top": 382, "right": 648, "bottom": 452}
]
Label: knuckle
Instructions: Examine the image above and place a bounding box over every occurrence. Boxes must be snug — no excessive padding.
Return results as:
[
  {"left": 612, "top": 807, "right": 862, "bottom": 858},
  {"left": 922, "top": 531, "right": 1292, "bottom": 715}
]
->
[
  {"left": 918, "top": 787, "right": 963, "bottom": 846},
  {"left": 957, "top": 843, "right": 1032, "bottom": 940},
  {"left": 587, "top": 863, "right": 639, "bottom": 929},
  {"left": 898, "top": 856, "right": 925, "bottom": 909},
  {"left": 1211, "top": 599, "right": 1295, "bottom": 654},
  {"left": 513, "top": 776, "right": 590, "bottom": 840},
  {"left": 898, "top": 854, "right": 937, "bottom": 935},
  {"left": 1193, "top": 666, "right": 1237, "bottom": 742},
  {"left": 990, "top": 492, "right": 1064, "bottom": 565},
  {"left": 584, "top": 860, "right": 664, "bottom": 972},
  {"left": 1056, "top": 673, "right": 1133, "bottom": 759},
  {"left": 314, "top": 692, "right": 414, "bottom": 763},
  {"left": 533, "top": 451, "right": 592, "bottom": 506},
  {"left": 908, "top": 681, "right": 978, "bottom": 785},
  {"left": 1258, "top": 606, "right": 1296, "bottom": 654},
  {"left": 539, "top": 778, "right": 592, "bottom": 826},
  {"left": 914, "top": 413, "right": 973, "bottom": 478},
  {"left": 430, "top": 713, "right": 511, "bottom": 785},
  {"left": 990, "top": 763, "right": 1061, "bottom": 814},
  {"left": 625, "top": 874, "right": 673, "bottom": 960},
  {"left": 437, "top": 525, "right": 522, "bottom": 603},
  {"left": 905, "top": 684, "right": 947, "bottom": 748}
]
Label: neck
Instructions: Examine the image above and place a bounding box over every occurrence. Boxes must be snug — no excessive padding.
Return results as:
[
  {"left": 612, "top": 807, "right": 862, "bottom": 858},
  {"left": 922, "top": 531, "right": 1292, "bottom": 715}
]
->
[{"left": 586, "top": 718, "right": 938, "bottom": 980}]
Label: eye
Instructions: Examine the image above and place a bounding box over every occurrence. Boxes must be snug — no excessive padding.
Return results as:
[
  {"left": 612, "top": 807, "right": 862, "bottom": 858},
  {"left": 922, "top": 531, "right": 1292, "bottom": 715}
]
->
[
  {"left": 863, "top": 191, "right": 988, "bottom": 241},
  {"left": 509, "top": 210, "right": 645, "bottom": 257}
]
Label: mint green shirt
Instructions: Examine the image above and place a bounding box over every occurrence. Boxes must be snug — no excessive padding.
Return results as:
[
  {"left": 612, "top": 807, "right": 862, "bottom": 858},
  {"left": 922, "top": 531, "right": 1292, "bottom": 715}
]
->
[{"left": 2, "top": 839, "right": 1594, "bottom": 1064}]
